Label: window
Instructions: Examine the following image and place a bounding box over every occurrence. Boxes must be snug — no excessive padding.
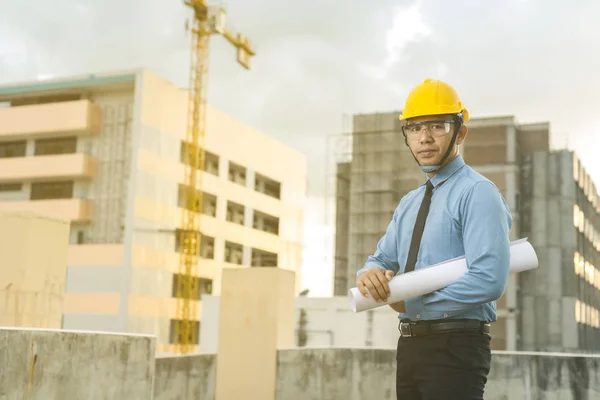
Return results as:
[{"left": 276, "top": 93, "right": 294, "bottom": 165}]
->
[
  {"left": 254, "top": 173, "right": 281, "bottom": 199},
  {"left": 171, "top": 274, "right": 213, "bottom": 300},
  {"left": 204, "top": 152, "right": 219, "bottom": 175},
  {"left": 202, "top": 193, "right": 217, "bottom": 217},
  {"left": 77, "top": 231, "right": 85, "bottom": 244},
  {"left": 169, "top": 319, "right": 200, "bottom": 345},
  {"left": 10, "top": 94, "right": 81, "bottom": 107},
  {"left": 177, "top": 184, "right": 217, "bottom": 217},
  {"left": 253, "top": 210, "right": 279, "bottom": 235},
  {"left": 200, "top": 235, "right": 215, "bottom": 259},
  {"left": 180, "top": 141, "right": 219, "bottom": 176},
  {"left": 251, "top": 248, "right": 278, "bottom": 267},
  {"left": 174, "top": 229, "right": 214, "bottom": 259},
  {"left": 226, "top": 201, "right": 245, "bottom": 225},
  {"left": 30, "top": 181, "right": 73, "bottom": 200},
  {"left": 34, "top": 137, "right": 77, "bottom": 156},
  {"left": 225, "top": 241, "right": 244, "bottom": 265},
  {"left": 228, "top": 162, "right": 246, "bottom": 186},
  {"left": 0, "top": 140, "right": 26, "bottom": 158},
  {"left": 0, "top": 183, "right": 22, "bottom": 192}
]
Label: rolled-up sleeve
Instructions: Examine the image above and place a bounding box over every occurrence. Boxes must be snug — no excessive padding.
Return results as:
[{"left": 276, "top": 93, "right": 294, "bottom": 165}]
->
[
  {"left": 356, "top": 205, "right": 401, "bottom": 277},
  {"left": 421, "top": 181, "right": 512, "bottom": 313}
]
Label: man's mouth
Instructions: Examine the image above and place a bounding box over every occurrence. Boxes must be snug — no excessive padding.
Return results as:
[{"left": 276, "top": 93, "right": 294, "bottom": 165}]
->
[{"left": 418, "top": 150, "right": 436, "bottom": 157}]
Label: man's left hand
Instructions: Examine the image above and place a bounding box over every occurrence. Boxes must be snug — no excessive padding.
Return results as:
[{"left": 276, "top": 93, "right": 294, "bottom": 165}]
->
[{"left": 389, "top": 301, "right": 406, "bottom": 312}]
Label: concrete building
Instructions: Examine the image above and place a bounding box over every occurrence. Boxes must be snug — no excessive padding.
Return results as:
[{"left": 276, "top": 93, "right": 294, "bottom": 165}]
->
[
  {"left": 519, "top": 150, "right": 600, "bottom": 352},
  {"left": 331, "top": 112, "right": 552, "bottom": 351},
  {"left": 0, "top": 69, "right": 307, "bottom": 353}
]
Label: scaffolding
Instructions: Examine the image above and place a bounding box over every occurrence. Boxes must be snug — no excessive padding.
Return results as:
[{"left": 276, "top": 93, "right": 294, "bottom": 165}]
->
[
  {"left": 327, "top": 111, "right": 422, "bottom": 295},
  {"left": 324, "top": 114, "right": 353, "bottom": 296}
]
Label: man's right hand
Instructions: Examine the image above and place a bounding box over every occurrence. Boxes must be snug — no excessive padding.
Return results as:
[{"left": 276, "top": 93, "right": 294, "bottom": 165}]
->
[{"left": 356, "top": 268, "right": 394, "bottom": 302}]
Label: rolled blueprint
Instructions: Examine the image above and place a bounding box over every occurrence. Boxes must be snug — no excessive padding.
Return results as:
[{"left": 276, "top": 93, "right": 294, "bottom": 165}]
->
[{"left": 348, "top": 238, "right": 538, "bottom": 313}]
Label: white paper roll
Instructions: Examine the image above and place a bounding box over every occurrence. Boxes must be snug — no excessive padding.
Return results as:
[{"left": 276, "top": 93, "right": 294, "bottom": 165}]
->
[{"left": 348, "top": 238, "right": 538, "bottom": 313}]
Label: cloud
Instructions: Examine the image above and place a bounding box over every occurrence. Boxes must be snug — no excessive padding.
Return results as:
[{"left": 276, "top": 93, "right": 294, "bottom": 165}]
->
[{"left": 383, "top": 1, "right": 433, "bottom": 68}]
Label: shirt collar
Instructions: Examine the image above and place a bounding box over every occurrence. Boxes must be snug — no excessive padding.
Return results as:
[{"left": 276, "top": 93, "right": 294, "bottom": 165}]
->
[{"left": 423, "top": 154, "right": 466, "bottom": 188}]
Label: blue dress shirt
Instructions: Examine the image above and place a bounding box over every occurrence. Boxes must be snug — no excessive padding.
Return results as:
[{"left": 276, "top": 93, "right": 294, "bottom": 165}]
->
[{"left": 357, "top": 155, "right": 512, "bottom": 322}]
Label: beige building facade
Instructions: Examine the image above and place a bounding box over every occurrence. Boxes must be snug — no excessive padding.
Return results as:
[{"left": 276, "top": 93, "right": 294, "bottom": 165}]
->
[{"left": 0, "top": 69, "right": 307, "bottom": 353}]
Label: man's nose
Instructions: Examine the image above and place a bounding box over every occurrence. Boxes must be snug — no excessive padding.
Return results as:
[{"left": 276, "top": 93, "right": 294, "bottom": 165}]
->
[{"left": 418, "top": 132, "right": 434, "bottom": 143}]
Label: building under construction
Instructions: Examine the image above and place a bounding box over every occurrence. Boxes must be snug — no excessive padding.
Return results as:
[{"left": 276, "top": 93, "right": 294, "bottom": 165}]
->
[
  {"left": 0, "top": 69, "right": 307, "bottom": 353},
  {"left": 519, "top": 150, "right": 600, "bottom": 352},
  {"left": 330, "top": 111, "right": 600, "bottom": 351}
]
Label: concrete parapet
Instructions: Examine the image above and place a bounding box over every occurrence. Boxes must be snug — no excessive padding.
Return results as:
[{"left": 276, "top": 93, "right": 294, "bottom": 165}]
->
[
  {"left": 0, "top": 327, "right": 155, "bottom": 399},
  {"left": 153, "top": 353, "right": 216, "bottom": 400},
  {"left": 275, "top": 348, "right": 600, "bottom": 400},
  {"left": 276, "top": 348, "right": 396, "bottom": 400},
  {"left": 146, "top": 347, "right": 600, "bottom": 399},
  {"left": 488, "top": 350, "right": 600, "bottom": 399}
]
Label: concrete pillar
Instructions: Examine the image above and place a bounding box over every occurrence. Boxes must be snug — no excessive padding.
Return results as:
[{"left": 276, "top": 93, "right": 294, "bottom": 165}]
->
[
  {"left": 505, "top": 124, "right": 518, "bottom": 350},
  {"left": 215, "top": 267, "right": 295, "bottom": 400},
  {"left": 246, "top": 169, "right": 256, "bottom": 190},
  {"left": 0, "top": 211, "right": 70, "bottom": 328},
  {"left": 242, "top": 245, "right": 252, "bottom": 266}
]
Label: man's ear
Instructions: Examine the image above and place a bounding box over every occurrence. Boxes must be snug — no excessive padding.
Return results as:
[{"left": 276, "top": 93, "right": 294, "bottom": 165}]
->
[{"left": 456, "top": 125, "right": 468, "bottom": 145}]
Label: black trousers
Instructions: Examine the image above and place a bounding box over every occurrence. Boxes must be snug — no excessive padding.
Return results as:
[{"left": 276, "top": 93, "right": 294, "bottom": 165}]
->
[{"left": 396, "top": 329, "right": 492, "bottom": 400}]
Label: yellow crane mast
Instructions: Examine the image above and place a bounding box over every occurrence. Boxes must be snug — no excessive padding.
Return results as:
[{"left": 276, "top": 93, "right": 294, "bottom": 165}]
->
[{"left": 176, "top": 0, "right": 255, "bottom": 354}]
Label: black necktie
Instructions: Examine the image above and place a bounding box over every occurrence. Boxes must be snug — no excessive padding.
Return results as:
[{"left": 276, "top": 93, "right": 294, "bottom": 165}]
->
[{"left": 404, "top": 180, "right": 434, "bottom": 274}]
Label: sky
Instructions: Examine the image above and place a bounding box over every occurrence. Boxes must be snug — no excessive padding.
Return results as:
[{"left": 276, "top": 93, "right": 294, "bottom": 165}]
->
[{"left": 1, "top": 0, "right": 600, "bottom": 296}]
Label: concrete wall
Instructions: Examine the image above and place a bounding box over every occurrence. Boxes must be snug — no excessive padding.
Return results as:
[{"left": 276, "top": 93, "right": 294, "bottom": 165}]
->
[
  {"left": 277, "top": 348, "right": 600, "bottom": 400},
  {"left": 277, "top": 348, "right": 396, "bottom": 400},
  {"left": 214, "top": 268, "right": 295, "bottom": 400},
  {"left": 0, "top": 328, "right": 595, "bottom": 400},
  {"left": 153, "top": 354, "right": 216, "bottom": 400},
  {"left": 0, "top": 327, "right": 155, "bottom": 400},
  {"left": 0, "top": 211, "right": 69, "bottom": 328},
  {"left": 153, "top": 348, "right": 600, "bottom": 400}
]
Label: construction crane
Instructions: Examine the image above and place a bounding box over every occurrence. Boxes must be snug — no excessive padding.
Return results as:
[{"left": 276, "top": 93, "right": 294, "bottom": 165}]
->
[{"left": 176, "top": 0, "right": 255, "bottom": 354}]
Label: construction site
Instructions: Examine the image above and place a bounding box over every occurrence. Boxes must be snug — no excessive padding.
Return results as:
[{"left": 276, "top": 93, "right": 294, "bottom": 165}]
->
[{"left": 1, "top": 0, "right": 600, "bottom": 398}]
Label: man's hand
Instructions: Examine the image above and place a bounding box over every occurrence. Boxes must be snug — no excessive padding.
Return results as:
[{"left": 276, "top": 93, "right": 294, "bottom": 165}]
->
[
  {"left": 356, "top": 268, "right": 394, "bottom": 302},
  {"left": 388, "top": 301, "right": 406, "bottom": 313}
]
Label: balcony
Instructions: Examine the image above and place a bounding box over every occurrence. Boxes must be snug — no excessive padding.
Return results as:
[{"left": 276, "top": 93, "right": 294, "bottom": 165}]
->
[
  {"left": 0, "top": 153, "right": 96, "bottom": 181},
  {"left": 0, "top": 198, "right": 93, "bottom": 222},
  {"left": 0, "top": 100, "right": 101, "bottom": 138}
]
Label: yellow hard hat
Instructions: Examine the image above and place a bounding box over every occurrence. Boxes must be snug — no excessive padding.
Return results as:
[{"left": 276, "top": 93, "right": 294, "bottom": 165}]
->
[{"left": 399, "top": 78, "right": 469, "bottom": 122}]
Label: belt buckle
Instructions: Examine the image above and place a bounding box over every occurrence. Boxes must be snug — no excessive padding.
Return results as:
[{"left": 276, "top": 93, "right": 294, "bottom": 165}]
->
[{"left": 399, "top": 322, "right": 412, "bottom": 338}]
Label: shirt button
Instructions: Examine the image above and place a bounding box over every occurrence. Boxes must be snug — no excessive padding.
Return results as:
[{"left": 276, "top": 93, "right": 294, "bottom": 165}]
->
[
  {"left": 443, "top": 313, "right": 448, "bottom": 317},
  {"left": 416, "top": 314, "right": 421, "bottom": 319}
]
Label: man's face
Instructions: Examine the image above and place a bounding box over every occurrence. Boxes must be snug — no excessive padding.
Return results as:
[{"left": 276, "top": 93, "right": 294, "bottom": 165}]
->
[{"left": 403, "top": 114, "right": 467, "bottom": 166}]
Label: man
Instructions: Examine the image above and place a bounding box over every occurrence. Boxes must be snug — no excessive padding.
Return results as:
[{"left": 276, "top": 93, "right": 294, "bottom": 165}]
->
[{"left": 355, "top": 78, "right": 512, "bottom": 400}]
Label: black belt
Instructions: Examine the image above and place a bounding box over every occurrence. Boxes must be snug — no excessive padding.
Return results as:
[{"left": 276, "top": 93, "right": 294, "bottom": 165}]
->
[{"left": 398, "top": 319, "right": 490, "bottom": 338}]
